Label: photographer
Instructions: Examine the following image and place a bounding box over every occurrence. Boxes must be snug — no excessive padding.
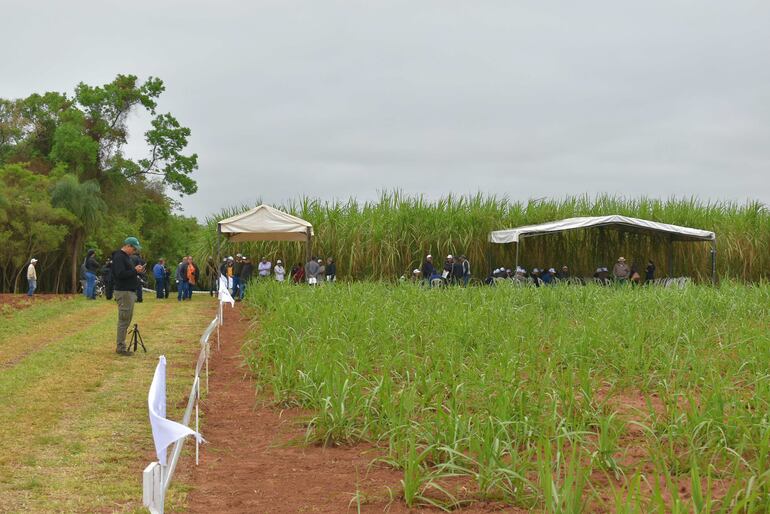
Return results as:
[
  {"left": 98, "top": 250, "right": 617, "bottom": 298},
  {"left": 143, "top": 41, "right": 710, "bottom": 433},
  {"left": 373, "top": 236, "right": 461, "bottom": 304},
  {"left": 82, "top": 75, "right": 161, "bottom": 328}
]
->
[{"left": 111, "top": 237, "right": 145, "bottom": 355}]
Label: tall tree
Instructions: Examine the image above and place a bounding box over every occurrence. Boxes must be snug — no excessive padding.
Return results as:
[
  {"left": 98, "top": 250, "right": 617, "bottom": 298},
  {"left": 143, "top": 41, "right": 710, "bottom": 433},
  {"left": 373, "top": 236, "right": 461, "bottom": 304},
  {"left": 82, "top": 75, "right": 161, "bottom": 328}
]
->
[{"left": 50, "top": 175, "right": 107, "bottom": 292}]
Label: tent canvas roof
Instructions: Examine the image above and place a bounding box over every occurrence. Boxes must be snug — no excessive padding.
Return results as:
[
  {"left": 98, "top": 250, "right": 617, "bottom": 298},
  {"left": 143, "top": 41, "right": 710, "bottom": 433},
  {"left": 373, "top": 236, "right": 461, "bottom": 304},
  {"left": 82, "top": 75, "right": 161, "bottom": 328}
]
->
[
  {"left": 218, "top": 204, "right": 314, "bottom": 242},
  {"left": 489, "top": 215, "right": 716, "bottom": 244}
]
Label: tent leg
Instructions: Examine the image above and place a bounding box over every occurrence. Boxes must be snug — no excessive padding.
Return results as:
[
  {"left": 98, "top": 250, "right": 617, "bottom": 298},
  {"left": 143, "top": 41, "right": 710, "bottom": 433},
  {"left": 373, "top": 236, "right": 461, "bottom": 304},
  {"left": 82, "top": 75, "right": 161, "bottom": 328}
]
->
[
  {"left": 306, "top": 227, "right": 312, "bottom": 265},
  {"left": 216, "top": 225, "right": 222, "bottom": 281},
  {"left": 515, "top": 241, "right": 520, "bottom": 270},
  {"left": 668, "top": 237, "right": 674, "bottom": 278},
  {"left": 711, "top": 240, "right": 717, "bottom": 285}
]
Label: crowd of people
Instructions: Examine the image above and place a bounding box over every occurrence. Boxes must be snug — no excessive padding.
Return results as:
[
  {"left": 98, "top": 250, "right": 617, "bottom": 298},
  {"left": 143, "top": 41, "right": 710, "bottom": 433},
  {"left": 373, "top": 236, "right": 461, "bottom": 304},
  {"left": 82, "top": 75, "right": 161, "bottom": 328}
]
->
[
  {"left": 404, "top": 254, "right": 657, "bottom": 287},
  {"left": 481, "top": 256, "right": 656, "bottom": 286}
]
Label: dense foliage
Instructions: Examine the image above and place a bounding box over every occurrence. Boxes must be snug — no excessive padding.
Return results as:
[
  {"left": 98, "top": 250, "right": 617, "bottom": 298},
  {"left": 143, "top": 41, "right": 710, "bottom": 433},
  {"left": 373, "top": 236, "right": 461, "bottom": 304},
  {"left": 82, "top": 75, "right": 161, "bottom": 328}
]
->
[
  {"left": 199, "top": 193, "right": 770, "bottom": 282},
  {"left": 246, "top": 281, "right": 770, "bottom": 510},
  {"left": 0, "top": 75, "right": 200, "bottom": 292}
]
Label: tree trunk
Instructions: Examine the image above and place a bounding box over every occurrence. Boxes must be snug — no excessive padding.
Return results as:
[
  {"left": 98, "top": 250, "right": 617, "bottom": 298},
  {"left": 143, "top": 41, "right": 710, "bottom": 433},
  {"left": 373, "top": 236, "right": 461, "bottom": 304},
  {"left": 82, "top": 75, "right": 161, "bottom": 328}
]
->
[
  {"left": 55, "top": 256, "right": 66, "bottom": 293},
  {"left": 70, "top": 231, "right": 83, "bottom": 293}
]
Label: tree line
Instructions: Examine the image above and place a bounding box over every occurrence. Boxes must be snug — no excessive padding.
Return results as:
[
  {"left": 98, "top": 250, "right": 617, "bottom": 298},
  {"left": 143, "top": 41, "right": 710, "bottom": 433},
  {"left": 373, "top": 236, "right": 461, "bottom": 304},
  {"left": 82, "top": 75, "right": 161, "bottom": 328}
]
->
[{"left": 0, "top": 75, "right": 200, "bottom": 293}]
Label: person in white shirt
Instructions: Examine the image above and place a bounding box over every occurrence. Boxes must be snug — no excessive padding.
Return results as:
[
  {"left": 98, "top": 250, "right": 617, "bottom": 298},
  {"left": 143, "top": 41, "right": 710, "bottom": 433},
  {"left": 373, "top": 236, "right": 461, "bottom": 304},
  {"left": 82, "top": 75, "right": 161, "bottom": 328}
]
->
[
  {"left": 257, "top": 257, "right": 272, "bottom": 278},
  {"left": 274, "top": 259, "right": 286, "bottom": 282},
  {"left": 27, "top": 258, "right": 38, "bottom": 296}
]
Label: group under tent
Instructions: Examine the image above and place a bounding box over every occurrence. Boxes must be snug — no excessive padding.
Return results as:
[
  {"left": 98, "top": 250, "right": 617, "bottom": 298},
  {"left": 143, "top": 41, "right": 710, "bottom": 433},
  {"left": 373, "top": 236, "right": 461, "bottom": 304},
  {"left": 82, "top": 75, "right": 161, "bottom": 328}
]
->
[
  {"left": 488, "top": 215, "right": 717, "bottom": 284},
  {"left": 216, "top": 204, "right": 314, "bottom": 266}
]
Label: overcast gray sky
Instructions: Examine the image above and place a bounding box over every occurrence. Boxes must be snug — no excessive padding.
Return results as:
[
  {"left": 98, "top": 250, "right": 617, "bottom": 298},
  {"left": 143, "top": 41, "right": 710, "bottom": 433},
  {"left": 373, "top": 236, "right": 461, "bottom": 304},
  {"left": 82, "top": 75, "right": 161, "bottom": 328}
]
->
[{"left": 4, "top": 1, "right": 769, "bottom": 220}]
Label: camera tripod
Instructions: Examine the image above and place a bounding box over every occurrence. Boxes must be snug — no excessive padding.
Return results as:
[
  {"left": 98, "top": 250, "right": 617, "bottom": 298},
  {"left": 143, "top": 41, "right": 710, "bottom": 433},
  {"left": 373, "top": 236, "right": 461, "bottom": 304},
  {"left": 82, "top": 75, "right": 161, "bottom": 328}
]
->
[{"left": 128, "top": 323, "right": 147, "bottom": 353}]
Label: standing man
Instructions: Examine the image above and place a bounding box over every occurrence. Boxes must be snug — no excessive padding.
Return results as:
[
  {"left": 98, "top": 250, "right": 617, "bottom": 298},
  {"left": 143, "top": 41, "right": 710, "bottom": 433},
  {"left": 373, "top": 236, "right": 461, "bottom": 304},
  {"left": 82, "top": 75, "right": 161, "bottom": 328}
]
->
[
  {"left": 305, "top": 256, "right": 320, "bottom": 285},
  {"left": 421, "top": 254, "right": 435, "bottom": 284},
  {"left": 240, "top": 257, "right": 254, "bottom": 300},
  {"left": 232, "top": 255, "right": 243, "bottom": 299},
  {"left": 451, "top": 256, "right": 464, "bottom": 285},
  {"left": 163, "top": 260, "right": 171, "bottom": 298},
  {"left": 102, "top": 258, "right": 113, "bottom": 300},
  {"left": 257, "top": 256, "right": 272, "bottom": 279},
  {"left": 325, "top": 257, "right": 336, "bottom": 282},
  {"left": 84, "top": 250, "right": 100, "bottom": 299},
  {"left": 27, "top": 258, "right": 38, "bottom": 297},
  {"left": 184, "top": 256, "right": 198, "bottom": 300},
  {"left": 111, "top": 237, "right": 144, "bottom": 355},
  {"left": 460, "top": 255, "right": 471, "bottom": 287},
  {"left": 153, "top": 259, "right": 166, "bottom": 299},
  {"left": 613, "top": 257, "right": 630, "bottom": 283},
  {"left": 274, "top": 259, "right": 286, "bottom": 282},
  {"left": 176, "top": 257, "right": 187, "bottom": 301}
]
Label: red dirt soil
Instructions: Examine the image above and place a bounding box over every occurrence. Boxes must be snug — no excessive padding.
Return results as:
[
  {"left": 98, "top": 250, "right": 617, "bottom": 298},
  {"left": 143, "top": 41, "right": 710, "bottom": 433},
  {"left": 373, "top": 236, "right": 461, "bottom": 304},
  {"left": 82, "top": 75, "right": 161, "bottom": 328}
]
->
[
  {"left": 186, "top": 304, "right": 520, "bottom": 513},
  {"left": 0, "top": 293, "right": 73, "bottom": 312}
]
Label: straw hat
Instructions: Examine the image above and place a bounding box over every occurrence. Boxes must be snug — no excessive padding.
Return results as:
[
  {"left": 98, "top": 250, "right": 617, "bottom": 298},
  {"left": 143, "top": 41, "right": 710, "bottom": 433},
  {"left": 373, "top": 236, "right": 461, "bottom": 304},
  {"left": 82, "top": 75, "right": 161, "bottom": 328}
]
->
[{"left": 618, "top": 256, "right": 626, "bottom": 262}]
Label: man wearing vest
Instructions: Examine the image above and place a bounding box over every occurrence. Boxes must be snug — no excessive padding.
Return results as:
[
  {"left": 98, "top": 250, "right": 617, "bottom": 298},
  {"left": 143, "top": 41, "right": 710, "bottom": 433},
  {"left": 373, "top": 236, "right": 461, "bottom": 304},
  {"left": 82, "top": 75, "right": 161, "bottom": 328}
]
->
[{"left": 110, "top": 237, "right": 144, "bottom": 355}]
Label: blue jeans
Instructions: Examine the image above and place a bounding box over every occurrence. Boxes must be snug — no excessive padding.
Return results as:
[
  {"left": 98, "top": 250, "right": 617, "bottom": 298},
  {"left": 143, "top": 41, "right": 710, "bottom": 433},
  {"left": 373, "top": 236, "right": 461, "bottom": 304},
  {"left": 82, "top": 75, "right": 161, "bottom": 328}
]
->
[
  {"left": 232, "top": 276, "right": 241, "bottom": 298},
  {"left": 155, "top": 278, "right": 164, "bottom": 298},
  {"left": 184, "top": 282, "right": 194, "bottom": 299},
  {"left": 27, "top": 279, "right": 36, "bottom": 296},
  {"left": 177, "top": 281, "right": 186, "bottom": 301},
  {"left": 85, "top": 271, "right": 96, "bottom": 298}
]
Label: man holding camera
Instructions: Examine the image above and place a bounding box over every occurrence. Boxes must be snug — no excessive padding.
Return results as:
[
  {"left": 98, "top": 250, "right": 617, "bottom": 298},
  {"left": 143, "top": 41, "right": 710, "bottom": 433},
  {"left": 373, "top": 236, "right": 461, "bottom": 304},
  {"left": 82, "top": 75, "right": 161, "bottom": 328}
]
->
[{"left": 111, "top": 237, "right": 145, "bottom": 356}]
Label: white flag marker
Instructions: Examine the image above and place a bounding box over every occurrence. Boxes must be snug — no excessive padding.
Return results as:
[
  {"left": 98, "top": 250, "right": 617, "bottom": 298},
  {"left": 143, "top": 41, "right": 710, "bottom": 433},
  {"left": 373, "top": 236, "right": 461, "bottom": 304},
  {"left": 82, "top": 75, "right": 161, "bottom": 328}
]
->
[
  {"left": 218, "top": 276, "right": 235, "bottom": 307},
  {"left": 148, "top": 356, "right": 204, "bottom": 465}
]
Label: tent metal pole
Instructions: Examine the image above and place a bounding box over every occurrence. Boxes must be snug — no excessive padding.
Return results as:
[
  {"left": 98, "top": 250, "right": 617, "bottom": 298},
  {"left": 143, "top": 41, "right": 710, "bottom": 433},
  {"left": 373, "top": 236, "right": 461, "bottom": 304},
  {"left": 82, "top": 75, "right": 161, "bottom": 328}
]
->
[
  {"left": 711, "top": 238, "right": 717, "bottom": 285},
  {"left": 216, "top": 224, "right": 222, "bottom": 280},
  {"left": 306, "top": 227, "right": 312, "bottom": 265},
  {"left": 515, "top": 240, "right": 520, "bottom": 270},
  {"left": 668, "top": 236, "right": 674, "bottom": 278}
]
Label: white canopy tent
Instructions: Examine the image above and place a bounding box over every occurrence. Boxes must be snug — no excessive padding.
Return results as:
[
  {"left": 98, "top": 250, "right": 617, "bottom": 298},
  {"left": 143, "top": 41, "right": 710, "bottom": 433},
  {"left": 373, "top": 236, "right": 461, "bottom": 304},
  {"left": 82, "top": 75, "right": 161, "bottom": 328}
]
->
[
  {"left": 489, "top": 215, "right": 717, "bottom": 283},
  {"left": 216, "top": 204, "right": 314, "bottom": 264}
]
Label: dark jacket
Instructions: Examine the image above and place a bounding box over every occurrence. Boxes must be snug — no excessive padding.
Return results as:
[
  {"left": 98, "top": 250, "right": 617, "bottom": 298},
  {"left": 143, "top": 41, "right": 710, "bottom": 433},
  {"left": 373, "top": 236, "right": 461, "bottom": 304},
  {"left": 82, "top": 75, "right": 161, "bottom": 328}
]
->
[
  {"left": 241, "top": 263, "right": 254, "bottom": 282},
  {"left": 421, "top": 260, "right": 435, "bottom": 278},
  {"left": 85, "top": 255, "right": 100, "bottom": 273},
  {"left": 326, "top": 262, "right": 336, "bottom": 278},
  {"left": 451, "top": 261, "right": 464, "bottom": 279},
  {"left": 233, "top": 261, "right": 243, "bottom": 278},
  {"left": 645, "top": 263, "right": 655, "bottom": 280},
  {"left": 111, "top": 250, "right": 139, "bottom": 291}
]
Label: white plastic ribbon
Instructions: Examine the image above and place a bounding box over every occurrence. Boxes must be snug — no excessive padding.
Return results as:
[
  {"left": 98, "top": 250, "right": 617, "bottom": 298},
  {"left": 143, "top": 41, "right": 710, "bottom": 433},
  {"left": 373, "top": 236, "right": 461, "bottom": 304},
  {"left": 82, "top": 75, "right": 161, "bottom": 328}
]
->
[{"left": 148, "top": 356, "right": 204, "bottom": 465}]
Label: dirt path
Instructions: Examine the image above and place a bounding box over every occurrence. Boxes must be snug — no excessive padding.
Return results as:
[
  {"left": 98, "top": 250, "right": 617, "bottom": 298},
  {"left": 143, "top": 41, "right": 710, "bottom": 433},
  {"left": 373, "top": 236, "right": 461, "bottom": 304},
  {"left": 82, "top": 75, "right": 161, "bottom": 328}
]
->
[{"left": 186, "top": 304, "right": 417, "bottom": 513}]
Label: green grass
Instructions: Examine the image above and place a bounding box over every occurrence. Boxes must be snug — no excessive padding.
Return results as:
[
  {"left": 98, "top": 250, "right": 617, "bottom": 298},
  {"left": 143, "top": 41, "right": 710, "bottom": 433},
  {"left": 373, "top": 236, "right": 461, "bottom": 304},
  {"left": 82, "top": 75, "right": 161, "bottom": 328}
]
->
[
  {"left": 0, "top": 295, "right": 215, "bottom": 513},
  {"left": 244, "top": 280, "right": 770, "bottom": 511}
]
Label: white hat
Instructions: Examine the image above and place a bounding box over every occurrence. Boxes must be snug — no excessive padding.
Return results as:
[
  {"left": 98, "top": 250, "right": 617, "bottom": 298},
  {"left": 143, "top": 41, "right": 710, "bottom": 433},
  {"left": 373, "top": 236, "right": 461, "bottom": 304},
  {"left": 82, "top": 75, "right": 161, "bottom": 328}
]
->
[
  {"left": 30, "top": 258, "right": 38, "bottom": 263},
  {"left": 548, "top": 268, "right": 556, "bottom": 273},
  {"left": 277, "top": 259, "right": 282, "bottom": 264},
  {"left": 618, "top": 256, "right": 626, "bottom": 262},
  {"left": 596, "top": 267, "right": 602, "bottom": 272},
  {"left": 532, "top": 268, "right": 540, "bottom": 273},
  {"left": 413, "top": 268, "right": 421, "bottom": 274},
  {"left": 426, "top": 254, "right": 432, "bottom": 258},
  {"left": 236, "top": 253, "right": 242, "bottom": 257},
  {"left": 227, "top": 256, "right": 233, "bottom": 260},
  {"left": 447, "top": 254, "right": 453, "bottom": 259}
]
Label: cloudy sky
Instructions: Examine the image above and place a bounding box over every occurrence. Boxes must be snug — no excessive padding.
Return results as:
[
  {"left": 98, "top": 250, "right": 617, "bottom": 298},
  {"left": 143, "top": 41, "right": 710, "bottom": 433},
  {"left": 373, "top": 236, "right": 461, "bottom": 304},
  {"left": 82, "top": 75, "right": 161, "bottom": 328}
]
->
[{"left": 4, "top": 1, "right": 769, "bottom": 220}]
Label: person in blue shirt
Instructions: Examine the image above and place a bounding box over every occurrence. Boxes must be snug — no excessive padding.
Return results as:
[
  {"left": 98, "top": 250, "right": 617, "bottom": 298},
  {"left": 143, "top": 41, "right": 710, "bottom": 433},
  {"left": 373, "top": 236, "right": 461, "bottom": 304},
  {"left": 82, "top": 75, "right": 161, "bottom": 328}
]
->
[
  {"left": 153, "top": 258, "right": 166, "bottom": 299},
  {"left": 541, "top": 267, "right": 555, "bottom": 285}
]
